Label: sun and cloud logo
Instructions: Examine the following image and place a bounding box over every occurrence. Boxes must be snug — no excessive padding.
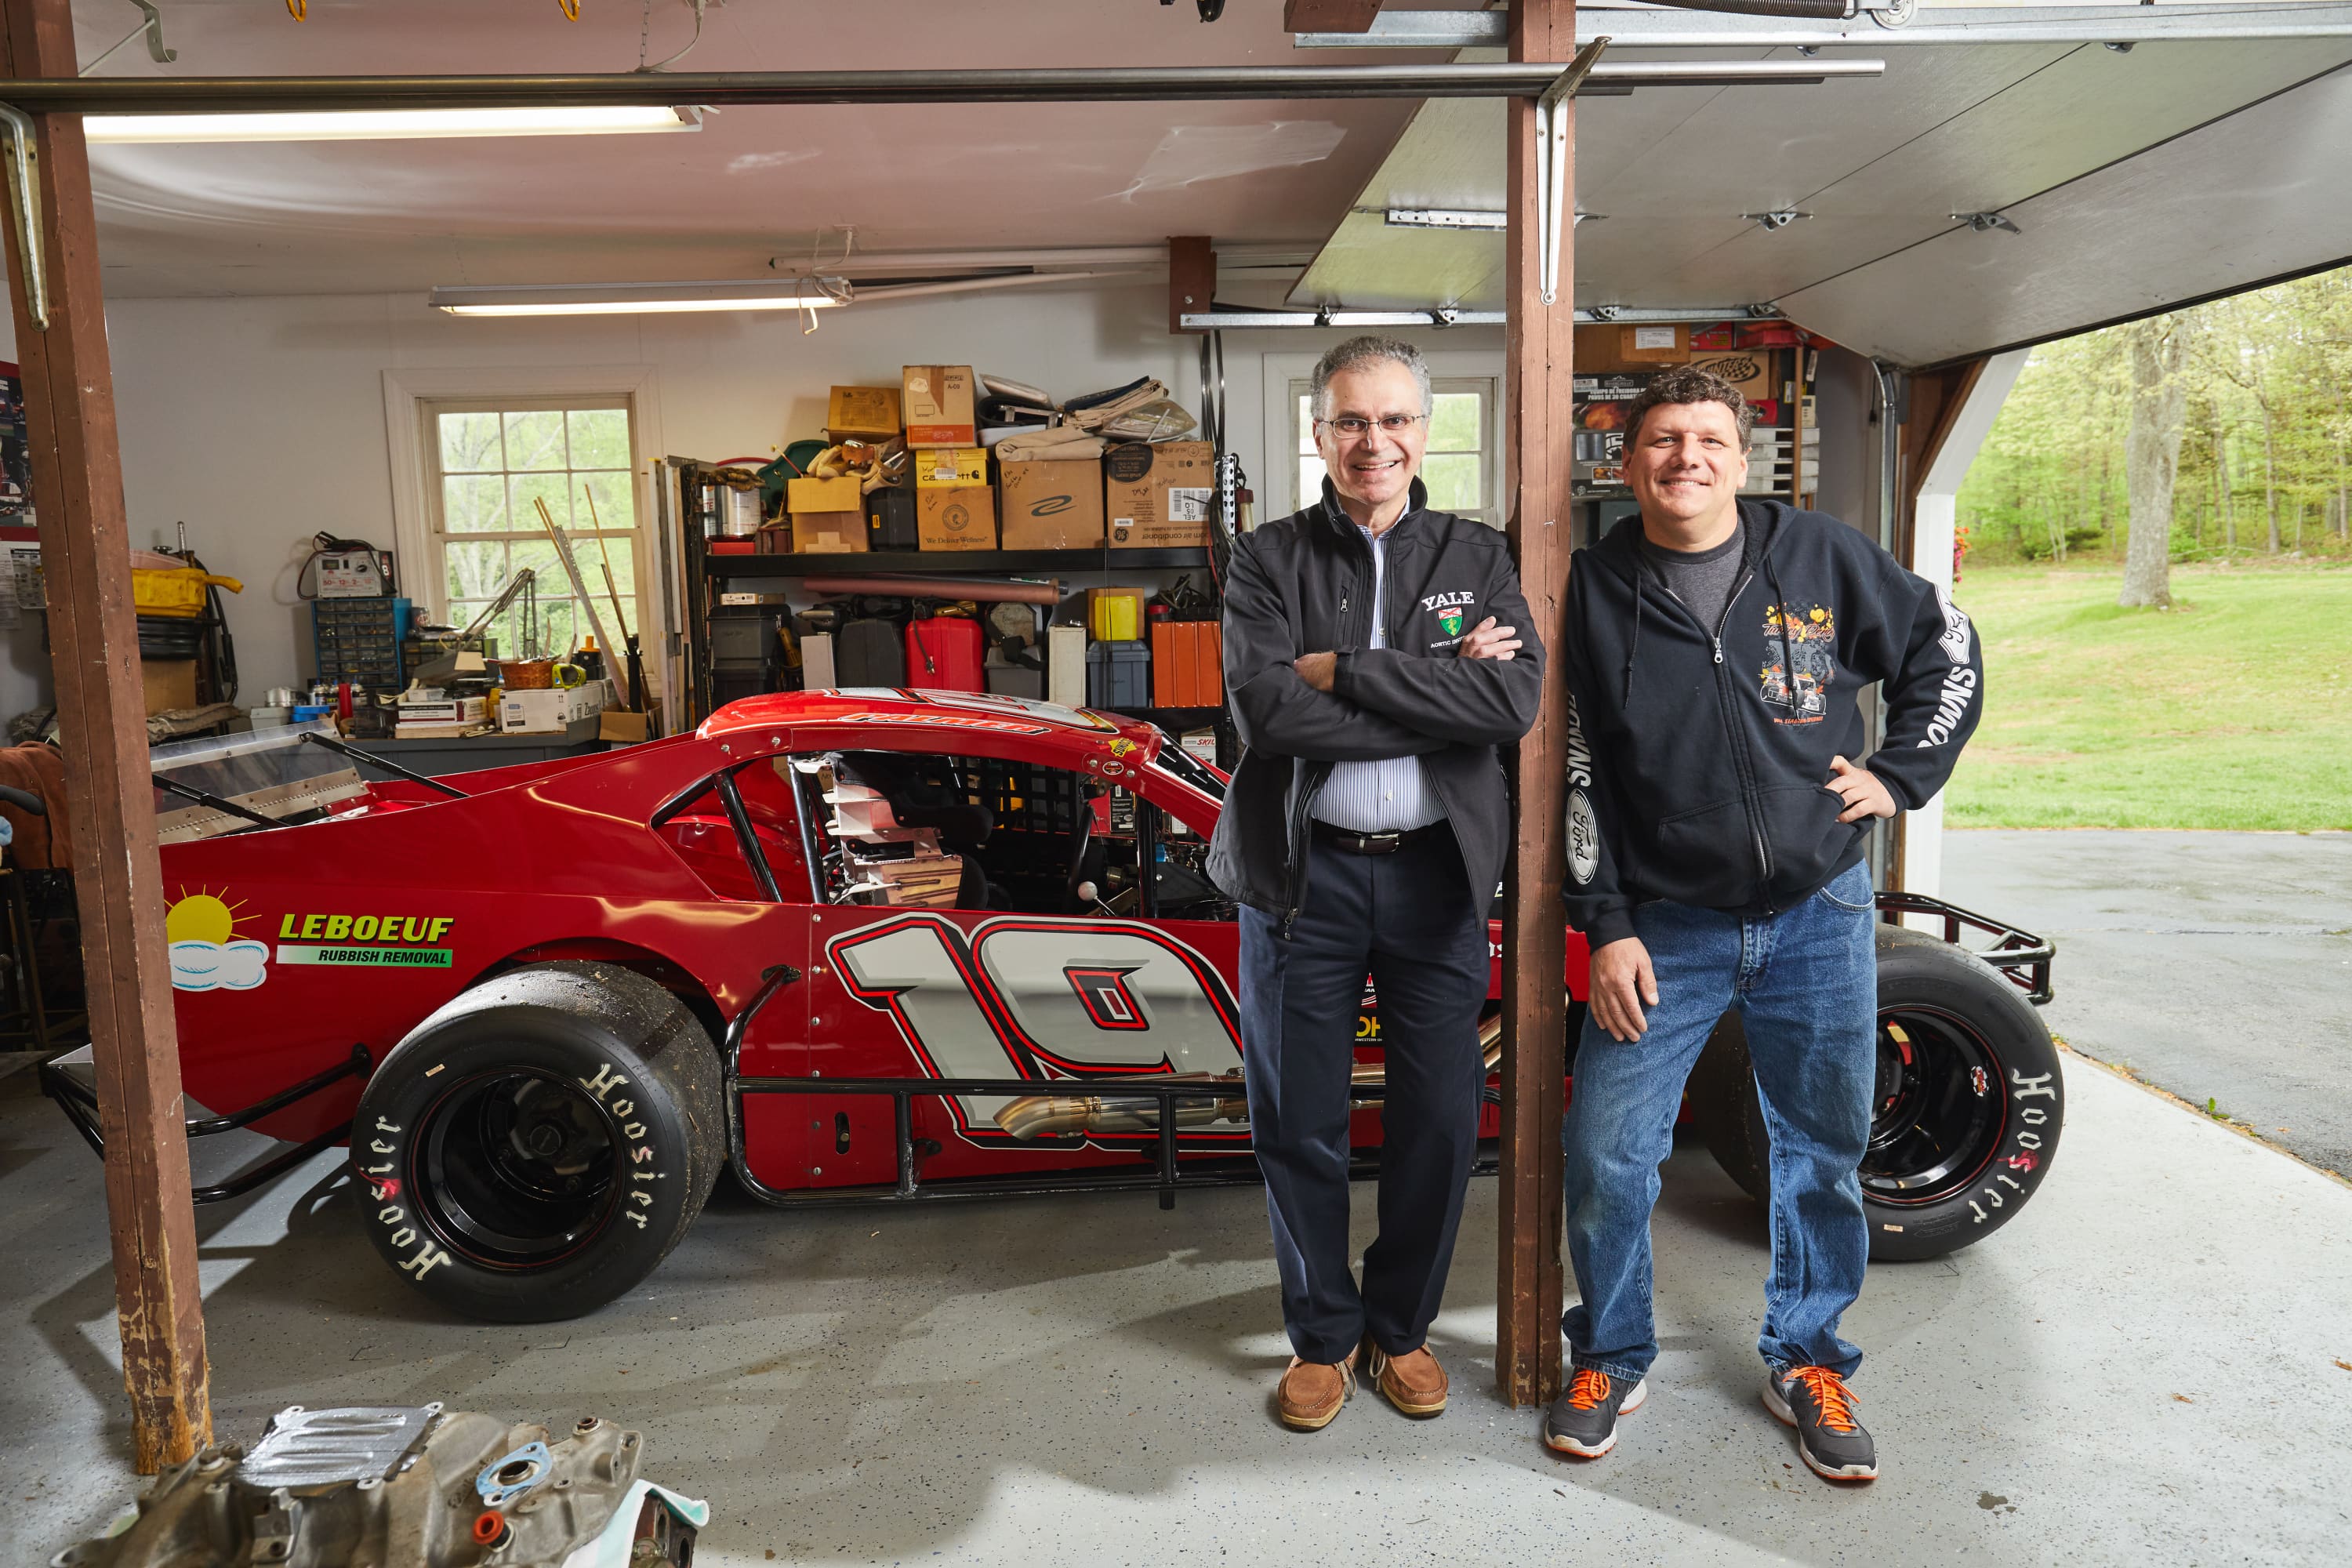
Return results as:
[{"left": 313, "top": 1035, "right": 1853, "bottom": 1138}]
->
[{"left": 165, "top": 887, "right": 269, "bottom": 992}]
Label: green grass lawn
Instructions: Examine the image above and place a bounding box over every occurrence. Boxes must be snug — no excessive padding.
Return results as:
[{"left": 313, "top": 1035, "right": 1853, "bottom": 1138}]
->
[{"left": 1943, "top": 562, "right": 2352, "bottom": 830}]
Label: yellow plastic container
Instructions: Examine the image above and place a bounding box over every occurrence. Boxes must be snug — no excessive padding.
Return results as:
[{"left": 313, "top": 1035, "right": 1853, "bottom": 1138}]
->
[{"left": 132, "top": 567, "right": 242, "bottom": 619}]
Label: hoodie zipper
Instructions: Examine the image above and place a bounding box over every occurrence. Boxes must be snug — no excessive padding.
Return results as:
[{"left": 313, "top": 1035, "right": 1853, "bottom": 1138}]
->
[
  {"left": 1644, "top": 557, "right": 1777, "bottom": 898},
  {"left": 1706, "top": 572, "right": 1777, "bottom": 896}
]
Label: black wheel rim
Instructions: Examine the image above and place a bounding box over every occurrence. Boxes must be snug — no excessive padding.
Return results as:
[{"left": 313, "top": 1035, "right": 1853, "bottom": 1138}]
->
[
  {"left": 413, "top": 1068, "right": 619, "bottom": 1269},
  {"left": 1861, "top": 1004, "right": 2005, "bottom": 1207}
]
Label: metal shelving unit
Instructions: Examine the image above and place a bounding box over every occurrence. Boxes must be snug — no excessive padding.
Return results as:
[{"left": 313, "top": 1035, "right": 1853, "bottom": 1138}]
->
[{"left": 706, "top": 547, "right": 1211, "bottom": 579}]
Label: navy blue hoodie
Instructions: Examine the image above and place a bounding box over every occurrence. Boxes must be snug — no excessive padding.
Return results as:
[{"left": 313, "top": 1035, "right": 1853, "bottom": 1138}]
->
[{"left": 1561, "top": 499, "right": 1984, "bottom": 948}]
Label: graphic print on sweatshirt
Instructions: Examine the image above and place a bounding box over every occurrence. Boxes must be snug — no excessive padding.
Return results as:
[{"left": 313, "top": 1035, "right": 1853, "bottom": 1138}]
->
[{"left": 1759, "top": 603, "right": 1837, "bottom": 724}]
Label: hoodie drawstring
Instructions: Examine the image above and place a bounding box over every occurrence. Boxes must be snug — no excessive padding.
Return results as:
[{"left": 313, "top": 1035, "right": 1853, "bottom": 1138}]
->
[
  {"left": 1622, "top": 565, "right": 1646, "bottom": 709},
  {"left": 1763, "top": 550, "right": 1796, "bottom": 716}
]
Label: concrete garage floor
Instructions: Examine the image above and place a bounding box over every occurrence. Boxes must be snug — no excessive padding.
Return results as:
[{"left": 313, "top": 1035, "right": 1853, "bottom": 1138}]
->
[
  {"left": 1944, "top": 829, "right": 2352, "bottom": 1178},
  {"left": 7, "top": 1051, "right": 2351, "bottom": 1568}
]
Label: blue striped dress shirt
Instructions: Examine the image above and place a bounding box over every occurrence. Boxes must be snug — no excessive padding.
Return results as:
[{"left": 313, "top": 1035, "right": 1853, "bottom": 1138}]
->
[{"left": 1312, "top": 521, "right": 1446, "bottom": 833}]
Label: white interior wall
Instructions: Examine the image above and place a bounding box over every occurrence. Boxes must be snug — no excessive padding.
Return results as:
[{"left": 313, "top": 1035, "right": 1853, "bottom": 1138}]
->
[
  {"left": 0, "top": 280, "right": 1510, "bottom": 723},
  {"left": 104, "top": 281, "right": 1197, "bottom": 696},
  {"left": 95, "top": 286, "right": 1504, "bottom": 700}
]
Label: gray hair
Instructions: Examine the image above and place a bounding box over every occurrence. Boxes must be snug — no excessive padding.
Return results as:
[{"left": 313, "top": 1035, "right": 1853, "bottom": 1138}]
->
[{"left": 1310, "top": 335, "right": 1433, "bottom": 420}]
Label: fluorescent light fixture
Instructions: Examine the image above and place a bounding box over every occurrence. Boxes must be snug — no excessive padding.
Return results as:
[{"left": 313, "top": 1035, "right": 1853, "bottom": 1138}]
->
[
  {"left": 430, "top": 280, "right": 844, "bottom": 318},
  {"left": 85, "top": 105, "right": 702, "bottom": 144}
]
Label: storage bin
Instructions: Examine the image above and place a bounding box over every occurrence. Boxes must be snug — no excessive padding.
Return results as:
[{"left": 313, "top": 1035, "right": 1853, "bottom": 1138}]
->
[{"left": 1086, "top": 639, "right": 1151, "bottom": 711}]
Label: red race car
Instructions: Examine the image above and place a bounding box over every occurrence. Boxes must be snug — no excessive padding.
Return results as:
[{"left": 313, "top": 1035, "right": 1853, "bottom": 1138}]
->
[{"left": 46, "top": 691, "right": 2063, "bottom": 1323}]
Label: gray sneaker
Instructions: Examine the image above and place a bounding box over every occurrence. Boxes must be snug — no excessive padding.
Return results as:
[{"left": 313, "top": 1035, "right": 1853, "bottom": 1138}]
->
[
  {"left": 1542, "top": 1367, "right": 1647, "bottom": 1457},
  {"left": 1762, "top": 1366, "right": 1878, "bottom": 1481}
]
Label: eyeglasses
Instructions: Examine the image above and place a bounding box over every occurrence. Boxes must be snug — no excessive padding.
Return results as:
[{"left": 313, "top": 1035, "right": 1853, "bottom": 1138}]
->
[{"left": 1317, "top": 413, "right": 1427, "bottom": 438}]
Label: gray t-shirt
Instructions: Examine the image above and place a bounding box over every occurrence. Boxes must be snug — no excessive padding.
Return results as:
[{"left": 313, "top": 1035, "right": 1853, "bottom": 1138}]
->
[{"left": 1638, "top": 519, "right": 1746, "bottom": 633}]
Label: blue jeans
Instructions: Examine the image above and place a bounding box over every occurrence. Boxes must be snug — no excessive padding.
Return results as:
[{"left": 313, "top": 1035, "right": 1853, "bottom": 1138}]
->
[{"left": 1562, "top": 861, "right": 1878, "bottom": 1382}]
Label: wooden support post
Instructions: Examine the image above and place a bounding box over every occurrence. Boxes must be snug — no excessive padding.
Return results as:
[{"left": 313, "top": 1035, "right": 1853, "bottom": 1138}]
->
[
  {"left": 1497, "top": 0, "right": 1573, "bottom": 1409},
  {"left": 0, "top": 0, "right": 212, "bottom": 1473},
  {"left": 1167, "top": 235, "right": 1215, "bottom": 336}
]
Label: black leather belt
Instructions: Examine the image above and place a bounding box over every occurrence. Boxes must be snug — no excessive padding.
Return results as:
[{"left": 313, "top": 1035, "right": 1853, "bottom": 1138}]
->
[{"left": 1312, "top": 819, "right": 1444, "bottom": 856}]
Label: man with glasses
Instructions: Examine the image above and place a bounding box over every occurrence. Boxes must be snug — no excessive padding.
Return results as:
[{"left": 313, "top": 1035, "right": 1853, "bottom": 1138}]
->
[{"left": 1210, "top": 336, "right": 1542, "bottom": 1431}]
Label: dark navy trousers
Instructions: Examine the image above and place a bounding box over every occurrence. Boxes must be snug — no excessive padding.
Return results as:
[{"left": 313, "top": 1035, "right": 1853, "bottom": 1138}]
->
[{"left": 1237, "top": 829, "right": 1491, "bottom": 1365}]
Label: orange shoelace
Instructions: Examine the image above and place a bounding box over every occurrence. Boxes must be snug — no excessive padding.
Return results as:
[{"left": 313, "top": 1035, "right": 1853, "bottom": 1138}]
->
[
  {"left": 1786, "top": 1366, "right": 1859, "bottom": 1432},
  {"left": 1565, "top": 1367, "right": 1614, "bottom": 1411}
]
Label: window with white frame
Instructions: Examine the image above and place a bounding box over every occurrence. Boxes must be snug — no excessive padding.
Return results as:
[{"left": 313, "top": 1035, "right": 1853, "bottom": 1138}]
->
[
  {"left": 422, "top": 399, "right": 641, "bottom": 659},
  {"left": 1294, "top": 377, "right": 1497, "bottom": 522}
]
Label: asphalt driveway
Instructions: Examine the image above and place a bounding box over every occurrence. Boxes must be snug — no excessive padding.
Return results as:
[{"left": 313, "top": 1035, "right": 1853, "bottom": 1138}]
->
[{"left": 1941, "top": 829, "right": 2352, "bottom": 1178}]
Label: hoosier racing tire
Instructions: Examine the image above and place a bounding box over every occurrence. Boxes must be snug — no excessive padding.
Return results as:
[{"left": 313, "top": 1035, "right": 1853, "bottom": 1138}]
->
[
  {"left": 1687, "top": 923, "right": 2063, "bottom": 1263},
  {"left": 350, "top": 961, "right": 725, "bottom": 1322}
]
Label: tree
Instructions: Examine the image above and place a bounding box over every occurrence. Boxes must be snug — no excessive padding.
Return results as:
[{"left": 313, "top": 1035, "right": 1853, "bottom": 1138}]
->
[{"left": 2120, "top": 313, "right": 2197, "bottom": 608}]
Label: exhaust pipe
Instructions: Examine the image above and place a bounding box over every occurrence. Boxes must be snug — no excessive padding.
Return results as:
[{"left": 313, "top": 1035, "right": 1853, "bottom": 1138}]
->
[{"left": 993, "top": 1014, "right": 1506, "bottom": 1141}]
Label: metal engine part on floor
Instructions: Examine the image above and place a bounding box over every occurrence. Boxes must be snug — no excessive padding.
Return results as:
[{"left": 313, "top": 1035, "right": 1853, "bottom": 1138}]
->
[
  {"left": 990, "top": 1014, "right": 1507, "bottom": 1140},
  {"left": 51, "top": 1405, "right": 706, "bottom": 1568}
]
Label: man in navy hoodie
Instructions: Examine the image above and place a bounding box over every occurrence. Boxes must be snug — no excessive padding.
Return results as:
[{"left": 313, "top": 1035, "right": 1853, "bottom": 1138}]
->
[{"left": 1541, "top": 364, "right": 1983, "bottom": 1482}]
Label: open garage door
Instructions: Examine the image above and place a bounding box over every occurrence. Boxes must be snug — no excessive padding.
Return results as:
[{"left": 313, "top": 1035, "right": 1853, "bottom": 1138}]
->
[{"left": 1289, "top": 6, "right": 2352, "bottom": 365}]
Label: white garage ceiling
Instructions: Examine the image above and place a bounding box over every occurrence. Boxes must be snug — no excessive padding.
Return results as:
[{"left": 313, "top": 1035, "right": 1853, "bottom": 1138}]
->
[{"left": 64, "top": 0, "right": 1463, "bottom": 298}]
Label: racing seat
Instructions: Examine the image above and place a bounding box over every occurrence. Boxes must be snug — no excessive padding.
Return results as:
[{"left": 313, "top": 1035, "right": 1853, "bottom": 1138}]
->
[{"left": 837, "top": 752, "right": 1004, "bottom": 909}]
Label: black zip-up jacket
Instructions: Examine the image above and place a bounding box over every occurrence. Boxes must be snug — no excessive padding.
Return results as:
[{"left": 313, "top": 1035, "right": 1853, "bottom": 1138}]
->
[
  {"left": 1207, "top": 478, "right": 1544, "bottom": 924},
  {"left": 1562, "top": 500, "right": 1984, "bottom": 949}
]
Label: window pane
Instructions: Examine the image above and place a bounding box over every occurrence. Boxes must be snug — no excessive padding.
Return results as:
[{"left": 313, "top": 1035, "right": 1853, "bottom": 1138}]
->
[
  {"left": 1428, "top": 393, "right": 1482, "bottom": 452},
  {"left": 449, "top": 597, "right": 536, "bottom": 663},
  {"left": 572, "top": 537, "right": 638, "bottom": 637},
  {"left": 438, "top": 411, "right": 503, "bottom": 474},
  {"left": 1421, "top": 452, "right": 1481, "bottom": 514},
  {"left": 503, "top": 409, "right": 568, "bottom": 471},
  {"left": 567, "top": 408, "right": 631, "bottom": 470},
  {"left": 1298, "top": 392, "right": 1316, "bottom": 454},
  {"left": 444, "top": 539, "right": 510, "bottom": 607},
  {"left": 510, "top": 471, "right": 574, "bottom": 535},
  {"left": 441, "top": 474, "right": 508, "bottom": 535},
  {"left": 579, "top": 470, "right": 637, "bottom": 531},
  {"left": 1299, "top": 455, "right": 1327, "bottom": 511}
]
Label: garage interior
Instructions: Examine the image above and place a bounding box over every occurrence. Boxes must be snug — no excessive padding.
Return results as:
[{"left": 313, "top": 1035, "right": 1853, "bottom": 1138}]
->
[{"left": 4, "top": 2, "right": 2351, "bottom": 1563}]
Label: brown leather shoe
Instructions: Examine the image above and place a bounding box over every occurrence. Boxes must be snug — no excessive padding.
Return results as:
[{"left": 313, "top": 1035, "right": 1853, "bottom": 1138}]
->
[
  {"left": 1276, "top": 1356, "right": 1356, "bottom": 1431},
  {"left": 1363, "top": 1340, "right": 1449, "bottom": 1417}
]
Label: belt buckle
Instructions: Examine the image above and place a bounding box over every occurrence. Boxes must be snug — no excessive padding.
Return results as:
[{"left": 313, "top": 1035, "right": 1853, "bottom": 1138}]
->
[{"left": 1357, "top": 829, "right": 1403, "bottom": 854}]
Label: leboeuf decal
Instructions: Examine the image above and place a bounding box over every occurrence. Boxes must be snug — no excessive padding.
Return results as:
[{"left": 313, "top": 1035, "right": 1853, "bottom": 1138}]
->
[{"left": 275, "top": 912, "right": 456, "bottom": 968}]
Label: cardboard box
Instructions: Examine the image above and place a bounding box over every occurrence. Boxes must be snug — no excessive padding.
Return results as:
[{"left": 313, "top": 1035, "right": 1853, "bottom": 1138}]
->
[
  {"left": 499, "top": 681, "right": 605, "bottom": 734},
  {"left": 598, "top": 709, "right": 653, "bottom": 744},
  {"left": 1620, "top": 323, "right": 1690, "bottom": 363},
  {"left": 790, "top": 510, "right": 868, "bottom": 554},
  {"left": 902, "top": 365, "right": 977, "bottom": 448},
  {"left": 828, "top": 384, "right": 902, "bottom": 439},
  {"left": 1104, "top": 441, "right": 1215, "bottom": 549},
  {"left": 143, "top": 659, "right": 198, "bottom": 715},
  {"left": 914, "top": 447, "right": 994, "bottom": 550},
  {"left": 1687, "top": 350, "right": 1774, "bottom": 405},
  {"left": 394, "top": 695, "right": 487, "bottom": 726},
  {"left": 788, "top": 474, "right": 862, "bottom": 513},
  {"left": 1047, "top": 624, "right": 1087, "bottom": 709},
  {"left": 997, "top": 458, "right": 1106, "bottom": 550}
]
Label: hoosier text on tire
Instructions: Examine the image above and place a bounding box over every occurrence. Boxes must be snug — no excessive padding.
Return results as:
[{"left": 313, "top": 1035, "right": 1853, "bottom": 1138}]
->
[
  {"left": 350, "top": 961, "right": 725, "bottom": 1322},
  {"left": 1686, "top": 923, "right": 2063, "bottom": 1262}
]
